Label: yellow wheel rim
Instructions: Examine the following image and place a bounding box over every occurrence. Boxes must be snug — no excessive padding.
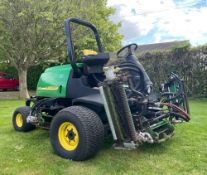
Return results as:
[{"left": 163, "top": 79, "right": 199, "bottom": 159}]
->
[
  {"left": 16, "top": 113, "right": 23, "bottom": 127},
  {"left": 58, "top": 122, "right": 79, "bottom": 151}
]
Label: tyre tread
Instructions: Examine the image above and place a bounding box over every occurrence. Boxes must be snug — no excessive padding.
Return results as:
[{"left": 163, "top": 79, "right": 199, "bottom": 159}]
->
[{"left": 50, "top": 105, "right": 104, "bottom": 160}]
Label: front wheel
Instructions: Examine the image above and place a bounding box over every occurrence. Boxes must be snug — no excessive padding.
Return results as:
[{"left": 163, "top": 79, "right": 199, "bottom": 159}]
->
[
  {"left": 50, "top": 106, "right": 104, "bottom": 161},
  {"left": 12, "top": 106, "right": 36, "bottom": 132}
]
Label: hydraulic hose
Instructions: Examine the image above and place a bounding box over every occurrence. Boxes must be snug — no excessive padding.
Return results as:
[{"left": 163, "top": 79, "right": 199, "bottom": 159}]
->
[
  {"left": 161, "top": 102, "right": 190, "bottom": 121},
  {"left": 119, "top": 67, "right": 143, "bottom": 90},
  {"left": 127, "top": 79, "right": 145, "bottom": 98},
  {"left": 118, "top": 66, "right": 145, "bottom": 98},
  {"left": 118, "top": 62, "right": 152, "bottom": 94}
]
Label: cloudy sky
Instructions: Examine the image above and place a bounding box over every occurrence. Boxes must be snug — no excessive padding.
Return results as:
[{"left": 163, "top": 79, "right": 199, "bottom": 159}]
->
[{"left": 107, "top": 0, "right": 207, "bottom": 46}]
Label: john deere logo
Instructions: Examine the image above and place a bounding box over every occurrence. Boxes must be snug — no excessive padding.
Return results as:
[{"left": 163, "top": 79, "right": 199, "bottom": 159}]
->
[{"left": 38, "top": 86, "right": 59, "bottom": 91}]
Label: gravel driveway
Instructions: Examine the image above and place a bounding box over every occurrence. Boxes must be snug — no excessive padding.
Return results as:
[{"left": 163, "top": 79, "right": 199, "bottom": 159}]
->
[{"left": 0, "top": 91, "right": 35, "bottom": 99}]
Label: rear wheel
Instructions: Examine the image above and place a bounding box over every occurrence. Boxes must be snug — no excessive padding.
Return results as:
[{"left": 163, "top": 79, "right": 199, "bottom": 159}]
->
[
  {"left": 50, "top": 106, "right": 104, "bottom": 161},
  {"left": 12, "top": 106, "right": 36, "bottom": 132}
]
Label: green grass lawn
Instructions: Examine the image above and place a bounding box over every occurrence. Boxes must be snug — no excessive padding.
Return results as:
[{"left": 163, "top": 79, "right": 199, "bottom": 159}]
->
[{"left": 0, "top": 100, "right": 207, "bottom": 175}]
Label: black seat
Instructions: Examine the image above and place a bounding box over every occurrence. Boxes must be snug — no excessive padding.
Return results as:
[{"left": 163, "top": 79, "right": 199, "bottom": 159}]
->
[
  {"left": 82, "top": 53, "right": 110, "bottom": 73},
  {"left": 82, "top": 53, "right": 109, "bottom": 66}
]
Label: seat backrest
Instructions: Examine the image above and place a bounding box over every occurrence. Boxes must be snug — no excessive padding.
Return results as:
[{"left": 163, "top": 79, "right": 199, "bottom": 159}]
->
[{"left": 82, "top": 53, "right": 110, "bottom": 73}]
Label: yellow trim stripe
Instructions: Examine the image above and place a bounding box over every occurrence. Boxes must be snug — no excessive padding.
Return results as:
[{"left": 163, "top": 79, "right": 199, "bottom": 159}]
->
[{"left": 37, "top": 86, "right": 59, "bottom": 91}]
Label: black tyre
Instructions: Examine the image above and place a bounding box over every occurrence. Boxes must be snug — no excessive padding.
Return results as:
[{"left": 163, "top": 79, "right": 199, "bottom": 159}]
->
[
  {"left": 50, "top": 106, "right": 104, "bottom": 161},
  {"left": 12, "top": 106, "right": 36, "bottom": 132}
]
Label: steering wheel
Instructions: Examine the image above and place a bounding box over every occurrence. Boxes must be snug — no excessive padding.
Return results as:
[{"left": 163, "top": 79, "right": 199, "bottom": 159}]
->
[{"left": 117, "top": 43, "right": 138, "bottom": 58}]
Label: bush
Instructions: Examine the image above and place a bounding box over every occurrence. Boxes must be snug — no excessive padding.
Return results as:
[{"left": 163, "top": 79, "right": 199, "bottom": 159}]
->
[
  {"left": 27, "top": 65, "right": 45, "bottom": 90},
  {"left": 0, "top": 64, "right": 18, "bottom": 79}
]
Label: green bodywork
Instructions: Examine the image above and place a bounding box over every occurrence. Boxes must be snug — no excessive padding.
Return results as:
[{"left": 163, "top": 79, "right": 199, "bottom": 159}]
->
[
  {"left": 169, "top": 83, "right": 177, "bottom": 93},
  {"left": 36, "top": 64, "right": 82, "bottom": 97}
]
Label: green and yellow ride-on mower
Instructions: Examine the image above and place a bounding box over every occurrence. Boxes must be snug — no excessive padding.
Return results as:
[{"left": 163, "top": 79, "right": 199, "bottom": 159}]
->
[{"left": 12, "top": 18, "right": 191, "bottom": 161}]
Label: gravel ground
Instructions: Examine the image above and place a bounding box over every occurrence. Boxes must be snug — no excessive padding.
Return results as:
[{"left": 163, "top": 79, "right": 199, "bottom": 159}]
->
[{"left": 0, "top": 91, "right": 35, "bottom": 99}]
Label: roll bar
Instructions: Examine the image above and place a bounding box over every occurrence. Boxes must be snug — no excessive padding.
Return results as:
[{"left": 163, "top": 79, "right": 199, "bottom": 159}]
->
[{"left": 64, "top": 18, "right": 104, "bottom": 74}]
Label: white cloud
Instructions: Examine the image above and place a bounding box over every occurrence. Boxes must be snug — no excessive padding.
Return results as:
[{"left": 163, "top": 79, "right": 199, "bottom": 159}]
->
[{"left": 107, "top": 0, "right": 207, "bottom": 45}]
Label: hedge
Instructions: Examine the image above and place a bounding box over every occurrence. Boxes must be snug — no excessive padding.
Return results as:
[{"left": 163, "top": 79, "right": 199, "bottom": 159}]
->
[{"left": 138, "top": 45, "right": 207, "bottom": 97}]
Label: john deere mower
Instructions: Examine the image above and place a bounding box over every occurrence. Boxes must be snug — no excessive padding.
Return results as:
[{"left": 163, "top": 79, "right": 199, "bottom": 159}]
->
[{"left": 12, "top": 18, "right": 190, "bottom": 161}]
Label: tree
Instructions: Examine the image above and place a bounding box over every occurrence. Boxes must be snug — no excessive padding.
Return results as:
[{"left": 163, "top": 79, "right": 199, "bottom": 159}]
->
[{"left": 0, "top": 0, "right": 122, "bottom": 99}]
